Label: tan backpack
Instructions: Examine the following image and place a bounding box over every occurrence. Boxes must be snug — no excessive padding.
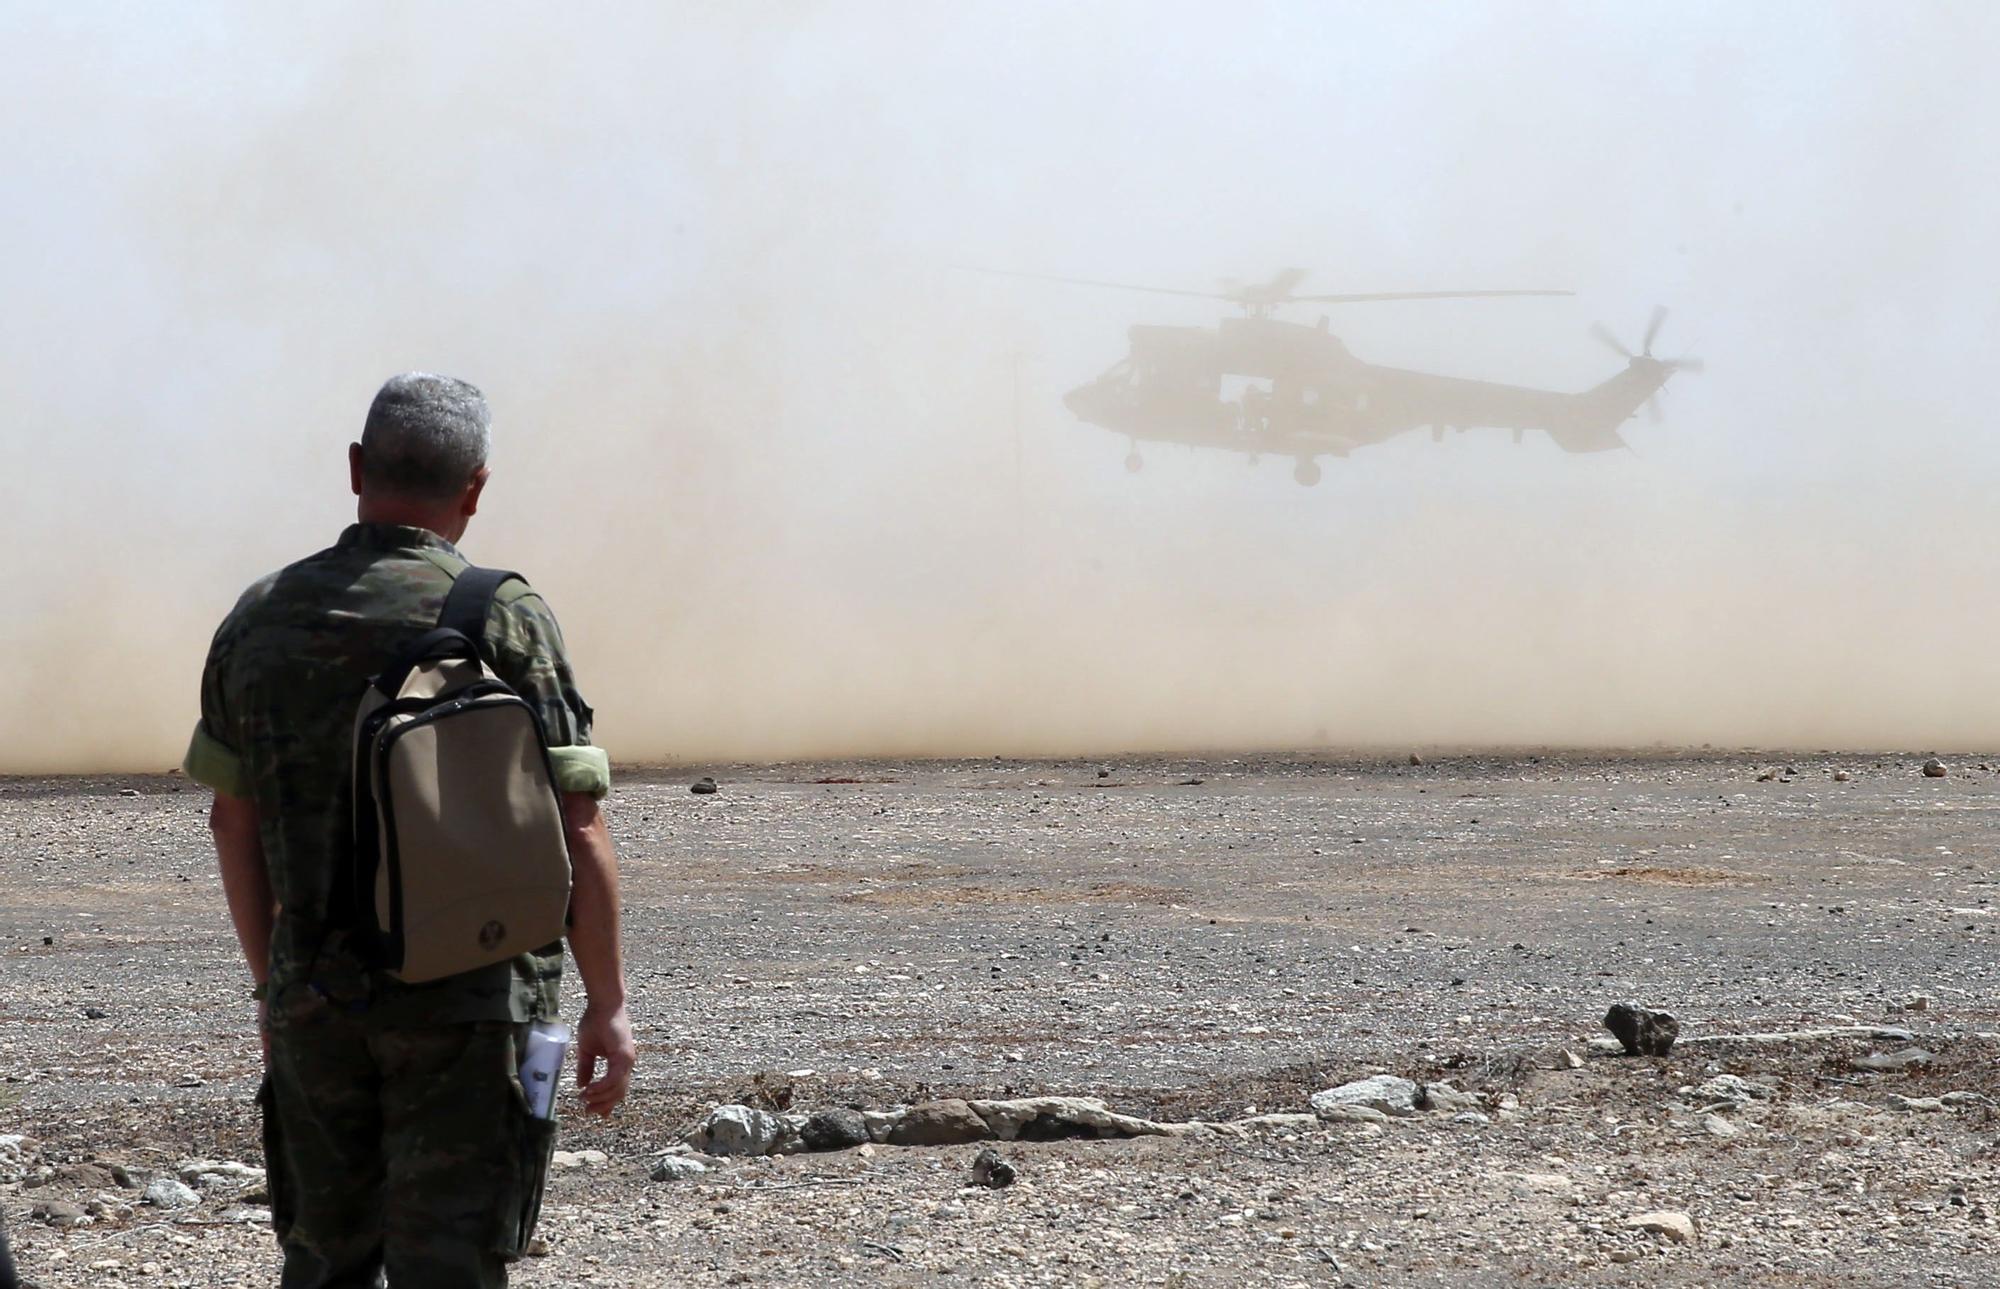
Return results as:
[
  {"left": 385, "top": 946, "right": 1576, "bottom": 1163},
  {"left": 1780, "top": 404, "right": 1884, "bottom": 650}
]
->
[{"left": 348, "top": 568, "right": 572, "bottom": 983}]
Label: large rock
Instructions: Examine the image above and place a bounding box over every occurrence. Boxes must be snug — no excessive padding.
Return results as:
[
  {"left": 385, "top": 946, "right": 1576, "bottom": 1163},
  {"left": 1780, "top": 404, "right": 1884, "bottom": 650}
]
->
[
  {"left": 1684, "top": 1074, "right": 1774, "bottom": 1107},
  {"left": 179, "top": 1159, "right": 263, "bottom": 1187},
  {"left": 967, "top": 1096, "right": 1176, "bottom": 1141},
  {"left": 1627, "top": 1210, "right": 1699, "bottom": 1244},
  {"left": 800, "top": 1108, "right": 871, "bottom": 1152},
  {"left": 143, "top": 1177, "right": 200, "bottom": 1209},
  {"left": 1604, "top": 1003, "right": 1680, "bottom": 1056},
  {"left": 32, "top": 1199, "right": 88, "bottom": 1229},
  {"left": 1310, "top": 1075, "right": 1420, "bottom": 1119},
  {"left": 1851, "top": 1047, "right": 1934, "bottom": 1072},
  {"left": 688, "top": 1104, "right": 783, "bottom": 1156},
  {"left": 886, "top": 1099, "right": 992, "bottom": 1146}
]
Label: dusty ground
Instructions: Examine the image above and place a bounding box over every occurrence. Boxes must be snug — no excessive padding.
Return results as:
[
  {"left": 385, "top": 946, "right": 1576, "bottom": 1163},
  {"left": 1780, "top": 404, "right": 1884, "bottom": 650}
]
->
[{"left": 3, "top": 750, "right": 1998, "bottom": 1286}]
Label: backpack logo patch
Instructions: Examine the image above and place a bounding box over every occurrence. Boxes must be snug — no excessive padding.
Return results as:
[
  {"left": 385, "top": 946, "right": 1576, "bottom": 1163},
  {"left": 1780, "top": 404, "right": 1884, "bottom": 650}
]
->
[{"left": 479, "top": 919, "right": 507, "bottom": 951}]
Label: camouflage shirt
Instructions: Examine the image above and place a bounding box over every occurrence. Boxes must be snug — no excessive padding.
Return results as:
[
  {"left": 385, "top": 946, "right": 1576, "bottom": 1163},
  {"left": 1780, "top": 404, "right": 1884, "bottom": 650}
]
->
[{"left": 184, "top": 523, "right": 610, "bottom": 1026}]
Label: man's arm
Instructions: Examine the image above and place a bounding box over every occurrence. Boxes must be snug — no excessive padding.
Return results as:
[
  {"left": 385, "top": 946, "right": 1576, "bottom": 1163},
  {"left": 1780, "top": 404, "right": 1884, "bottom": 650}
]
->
[
  {"left": 563, "top": 791, "right": 635, "bottom": 1117},
  {"left": 210, "top": 792, "right": 274, "bottom": 986}
]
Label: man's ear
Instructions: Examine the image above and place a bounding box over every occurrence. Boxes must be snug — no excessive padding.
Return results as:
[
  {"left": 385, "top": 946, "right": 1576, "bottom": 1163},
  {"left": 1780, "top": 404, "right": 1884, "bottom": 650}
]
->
[
  {"left": 348, "top": 443, "right": 366, "bottom": 497},
  {"left": 461, "top": 466, "right": 490, "bottom": 518}
]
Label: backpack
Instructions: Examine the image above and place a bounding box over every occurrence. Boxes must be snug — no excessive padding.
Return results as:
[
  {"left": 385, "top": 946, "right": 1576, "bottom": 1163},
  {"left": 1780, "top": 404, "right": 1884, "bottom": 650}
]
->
[{"left": 348, "top": 567, "right": 573, "bottom": 983}]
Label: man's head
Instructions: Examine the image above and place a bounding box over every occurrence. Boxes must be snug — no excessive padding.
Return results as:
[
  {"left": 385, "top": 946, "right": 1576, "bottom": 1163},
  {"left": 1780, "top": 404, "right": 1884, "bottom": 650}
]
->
[{"left": 349, "top": 372, "right": 492, "bottom": 541}]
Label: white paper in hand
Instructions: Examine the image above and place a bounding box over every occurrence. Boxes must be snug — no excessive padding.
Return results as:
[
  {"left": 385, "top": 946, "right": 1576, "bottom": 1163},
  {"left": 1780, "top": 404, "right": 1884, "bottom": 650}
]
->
[{"left": 517, "top": 1020, "right": 572, "bottom": 1119}]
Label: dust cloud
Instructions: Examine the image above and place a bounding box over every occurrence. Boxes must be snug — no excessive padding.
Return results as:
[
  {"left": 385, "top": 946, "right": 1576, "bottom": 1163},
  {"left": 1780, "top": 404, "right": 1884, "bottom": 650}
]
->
[{"left": 4, "top": 3, "right": 1999, "bottom": 772}]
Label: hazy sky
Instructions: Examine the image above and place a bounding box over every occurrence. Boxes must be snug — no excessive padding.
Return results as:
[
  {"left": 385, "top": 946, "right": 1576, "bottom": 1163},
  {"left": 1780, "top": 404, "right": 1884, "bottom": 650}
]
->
[{"left": 4, "top": 2, "right": 1998, "bottom": 766}]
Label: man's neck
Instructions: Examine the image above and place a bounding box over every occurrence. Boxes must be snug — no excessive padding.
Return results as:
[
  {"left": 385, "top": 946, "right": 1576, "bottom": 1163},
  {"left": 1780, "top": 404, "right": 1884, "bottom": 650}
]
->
[{"left": 356, "top": 499, "right": 466, "bottom": 544}]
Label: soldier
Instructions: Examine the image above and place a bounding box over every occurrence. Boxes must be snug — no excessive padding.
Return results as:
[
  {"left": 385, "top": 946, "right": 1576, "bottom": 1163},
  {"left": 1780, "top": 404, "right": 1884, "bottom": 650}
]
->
[{"left": 183, "top": 373, "right": 635, "bottom": 1287}]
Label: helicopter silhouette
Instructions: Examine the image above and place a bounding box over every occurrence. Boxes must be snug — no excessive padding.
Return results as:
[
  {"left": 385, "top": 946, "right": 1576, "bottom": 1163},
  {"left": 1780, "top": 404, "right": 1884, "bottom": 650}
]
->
[{"left": 988, "top": 268, "right": 1701, "bottom": 486}]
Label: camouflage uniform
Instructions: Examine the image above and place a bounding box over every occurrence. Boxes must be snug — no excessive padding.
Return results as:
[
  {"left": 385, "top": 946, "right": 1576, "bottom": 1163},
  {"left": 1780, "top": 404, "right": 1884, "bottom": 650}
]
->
[{"left": 184, "top": 523, "right": 610, "bottom": 1289}]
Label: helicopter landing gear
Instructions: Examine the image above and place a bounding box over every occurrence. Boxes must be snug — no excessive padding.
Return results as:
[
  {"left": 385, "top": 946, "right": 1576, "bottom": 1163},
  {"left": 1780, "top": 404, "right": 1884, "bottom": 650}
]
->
[
  {"left": 1293, "top": 458, "right": 1322, "bottom": 487},
  {"left": 1124, "top": 449, "right": 1144, "bottom": 474}
]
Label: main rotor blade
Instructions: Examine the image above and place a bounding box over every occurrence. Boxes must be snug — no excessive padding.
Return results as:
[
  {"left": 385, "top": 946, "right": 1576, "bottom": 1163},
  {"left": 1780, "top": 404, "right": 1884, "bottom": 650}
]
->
[
  {"left": 1589, "top": 323, "right": 1635, "bottom": 359},
  {"left": 1642, "top": 305, "right": 1668, "bottom": 354},
  {"left": 1290, "top": 288, "right": 1574, "bottom": 304},
  {"left": 960, "top": 266, "right": 1231, "bottom": 302}
]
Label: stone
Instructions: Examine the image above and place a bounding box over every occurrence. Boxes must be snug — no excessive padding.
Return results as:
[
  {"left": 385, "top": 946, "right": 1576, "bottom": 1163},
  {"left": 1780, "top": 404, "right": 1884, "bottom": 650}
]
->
[
  {"left": 1685, "top": 1074, "right": 1774, "bottom": 1106},
  {"left": 650, "top": 1156, "right": 710, "bottom": 1182},
  {"left": 52, "top": 1162, "right": 123, "bottom": 1190},
  {"left": 967, "top": 1096, "right": 1175, "bottom": 1141},
  {"left": 1626, "top": 1210, "right": 1698, "bottom": 1244},
  {"left": 1451, "top": 1111, "right": 1492, "bottom": 1126},
  {"left": 1702, "top": 1114, "right": 1738, "bottom": 1138},
  {"left": 887, "top": 1099, "right": 992, "bottom": 1147},
  {"left": 1316, "top": 1104, "right": 1391, "bottom": 1125},
  {"left": 1833, "top": 770, "right": 1852, "bottom": 782},
  {"left": 689, "top": 1104, "right": 783, "bottom": 1156},
  {"left": 1604, "top": 1003, "right": 1680, "bottom": 1056},
  {"left": 32, "top": 1199, "right": 88, "bottom": 1229},
  {"left": 1922, "top": 758, "right": 1948, "bottom": 778},
  {"left": 178, "top": 1159, "right": 263, "bottom": 1186},
  {"left": 1556, "top": 1048, "right": 1585, "bottom": 1070},
  {"left": 691, "top": 776, "right": 719, "bottom": 795},
  {"left": 860, "top": 1109, "right": 905, "bottom": 1143},
  {"left": 1418, "top": 1082, "right": 1481, "bottom": 1113},
  {"left": 1850, "top": 1047, "right": 1934, "bottom": 1073},
  {"left": 1231, "top": 1113, "right": 1320, "bottom": 1131},
  {"left": 549, "top": 1149, "right": 608, "bottom": 1170},
  {"left": 969, "top": 1147, "right": 1016, "bottom": 1189},
  {"left": 142, "top": 1177, "right": 200, "bottom": 1209},
  {"left": 1408, "top": 753, "right": 1423, "bottom": 767},
  {"left": 800, "top": 1108, "right": 871, "bottom": 1152},
  {"left": 83, "top": 1007, "right": 107, "bottom": 1020},
  {"left": 1310, "top": 1075, "right": 1420, "bottom": 1118},
  {"left": 1888, "top": 1095, "right": 1947, "bottom": 1113}
]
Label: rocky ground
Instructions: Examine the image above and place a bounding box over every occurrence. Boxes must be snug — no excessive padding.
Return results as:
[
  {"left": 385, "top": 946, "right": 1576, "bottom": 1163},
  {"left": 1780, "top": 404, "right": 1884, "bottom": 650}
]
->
[{"left": 3, "top": 750, "right": 1998, "bottom": 1286}]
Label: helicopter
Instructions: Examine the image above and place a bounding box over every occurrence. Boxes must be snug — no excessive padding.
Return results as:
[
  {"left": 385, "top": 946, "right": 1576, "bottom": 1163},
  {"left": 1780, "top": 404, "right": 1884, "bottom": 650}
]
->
[{"left": 989, "top": 268, "right": 1702, "bottom": 485}]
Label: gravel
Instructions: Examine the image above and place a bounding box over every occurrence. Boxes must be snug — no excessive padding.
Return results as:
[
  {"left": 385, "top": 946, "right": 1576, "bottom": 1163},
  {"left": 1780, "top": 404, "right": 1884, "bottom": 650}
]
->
[{"left": 3, "top": 750, "right": 1999, "bottom": 1285}]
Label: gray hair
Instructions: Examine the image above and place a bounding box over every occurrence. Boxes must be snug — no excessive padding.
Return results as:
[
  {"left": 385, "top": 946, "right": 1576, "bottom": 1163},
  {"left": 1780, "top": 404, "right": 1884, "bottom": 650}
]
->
[{"left": 359, "top": 372, "right": 491, "bottom": 500}]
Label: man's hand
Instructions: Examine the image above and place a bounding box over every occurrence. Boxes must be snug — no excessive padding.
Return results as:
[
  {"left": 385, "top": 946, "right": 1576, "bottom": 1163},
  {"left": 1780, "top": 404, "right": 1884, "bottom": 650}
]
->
[{"left": 573, "top": 999, "right": 635, "bottom": 1117}]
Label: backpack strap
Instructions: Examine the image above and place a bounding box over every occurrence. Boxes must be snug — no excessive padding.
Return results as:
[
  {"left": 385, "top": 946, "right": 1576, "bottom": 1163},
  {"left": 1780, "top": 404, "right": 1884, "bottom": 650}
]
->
[{"left": 439, "top": 566, "right": 525, "bottom": 660}]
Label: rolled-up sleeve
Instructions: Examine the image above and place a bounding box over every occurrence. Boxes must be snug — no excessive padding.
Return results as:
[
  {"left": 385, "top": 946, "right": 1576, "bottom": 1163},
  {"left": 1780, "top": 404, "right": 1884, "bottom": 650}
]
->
[{"left": 182, "top": 721, "right": 249, "bottom": 796}]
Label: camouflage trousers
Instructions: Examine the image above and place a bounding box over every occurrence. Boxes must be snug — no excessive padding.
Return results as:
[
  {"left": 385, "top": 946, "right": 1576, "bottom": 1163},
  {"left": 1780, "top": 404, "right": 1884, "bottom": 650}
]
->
[{"left": 262, "top": 998, "right": 555, "bottom": 1289}]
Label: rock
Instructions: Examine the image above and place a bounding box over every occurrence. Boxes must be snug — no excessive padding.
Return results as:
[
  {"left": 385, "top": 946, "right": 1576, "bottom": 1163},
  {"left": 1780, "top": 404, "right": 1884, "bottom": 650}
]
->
[
  {"left": 1942, "top": 1091, "right": 1990, "bottom": 1107},
  {"left": 689, "top": 1104, "right": 783, "bottom": 1156},
  {"left": 690, "top": 776, "right": 719, "bottom": 795},
  {"left": 549, "top": 1149, "right": 608, "bottom": 1170},
  {"left": 1556, "top": 1048, "right": 1585, "bottom": 1070},
  {"left": 83, "top": 1007, "right": 107, "bottom": 1020},
  {"left": 650, "top": 1156, "right": 710, "bottom": 1182},
  {"left": 1310, "top": 1075, "right": 1420, "bottom": 1119},
  {"left": 860, "top": 1109, "right": 905, "bottom": 1143},
  {"left": 1626, "top": 1210, "right": 1698, "bottom": 1244},
  {"left": 32, "top": 1199, "right": 88, "bottom": 1229},
  {"left": 1888, "top": 1095, "right": 1946, "bottom": 1113},
  {"left": 1604, "top": 1003, "right": 1680, "bottom": 1056},
  {"left": 178, "top": 1159, "right": 263, "bottom": 1187},
  {"left": 1418, "top": 1082, "right": 1480, "bottom": 1113},
  {"left": 142, "top": 1177, "right": 200, "bottom": 1209},
  {"left": 800, "top": 1108, "right": 871, "bottom": 1152},
  {"left": 52, "top": 1162, "right": 123, "bottom": 1190},
  {"left": 1450, "top": 1111, "right": 1492, "bottom": 1126},
  {"left": 1316, "top": 1104, "right": 1391, "bottom": 1125},
  {"left": 1833, "top": 770, "right": 1852, "bottom": 782},
  {"left": 1905, "top": 994, "right": 1930, "bottom": 1012},
  {"left": 1702, "top": 1114, "right": 1738, "bottom": 1138},
  {"left": 1685, "top": 1073, "right": 1773, "bottom": 1106},
  {"left": 967, "top": 1096, "right": 1176, "bottom": 1141},
  {"left": 1231, "top": 1113, "right": 1320, "bottom": 1131},
  {"left": 887, "top": 1099, "right": 992, "bottom": 1147},
  {"left": 1407, "top": 753, "right": 1423, "bottom": 767},
  {"left": 1922, "top": 758, "right": 1948, "bottom": 778},
  {"left": 969, "top": 1147, "right": 1016, "bottom": 1189},
  {"left": 1850, "top": 1047, "right": 1934, "bottom": 1072}
]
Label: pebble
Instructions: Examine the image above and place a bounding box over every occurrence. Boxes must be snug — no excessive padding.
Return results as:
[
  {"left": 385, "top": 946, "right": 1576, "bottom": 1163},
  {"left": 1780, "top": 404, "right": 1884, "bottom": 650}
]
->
[
  {"left": 650, "top": 1156, "right": 710, "bottom": 1182},
  {"left": 549, "top": 1149, "right": 608, "bottom": 1170},
  {"left": 689, "top": 1104, "right": 783, "bottom": 1156},
  {"left": 1922, "top": 758, "right": 1948, "bottom": 778},
  {"left": 969, "top": 1147, "right": 1017, "bottom": 1189},
  {"left": 1603, "top": 1003, "right": 1679, "bottom": 1056},
  {"left": 690, "top": 776, "right": 719, "bottom": 795}
]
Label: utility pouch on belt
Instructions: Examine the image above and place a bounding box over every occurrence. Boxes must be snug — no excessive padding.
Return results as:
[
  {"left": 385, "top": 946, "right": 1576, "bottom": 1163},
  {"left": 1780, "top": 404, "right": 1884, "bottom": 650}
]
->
[{"left": 348, "top": 567, "right": 572, "bottom": 983}]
